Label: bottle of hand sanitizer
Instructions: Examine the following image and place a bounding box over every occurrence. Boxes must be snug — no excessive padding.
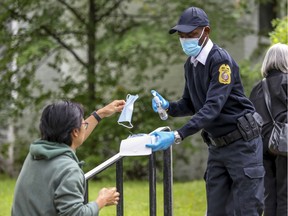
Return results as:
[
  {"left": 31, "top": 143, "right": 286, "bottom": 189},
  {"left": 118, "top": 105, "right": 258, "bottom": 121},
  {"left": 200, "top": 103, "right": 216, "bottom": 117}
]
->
[{"left": 152, "top": 92, "right": 168, "bottom": 120}]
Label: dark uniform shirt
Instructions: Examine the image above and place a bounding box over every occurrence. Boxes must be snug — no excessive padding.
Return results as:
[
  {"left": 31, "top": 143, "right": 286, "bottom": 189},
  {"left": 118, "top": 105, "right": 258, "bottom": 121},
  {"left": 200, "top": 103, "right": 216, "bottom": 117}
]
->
[{"left": 168, "top": 42, "right": 255, "bottom": 139}]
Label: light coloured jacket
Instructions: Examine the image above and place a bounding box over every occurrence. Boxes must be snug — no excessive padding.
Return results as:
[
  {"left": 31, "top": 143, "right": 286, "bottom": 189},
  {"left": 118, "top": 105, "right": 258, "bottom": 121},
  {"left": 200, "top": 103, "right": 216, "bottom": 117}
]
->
[{"left": 12, "top": 140, "right": 99, "bottom": 216}]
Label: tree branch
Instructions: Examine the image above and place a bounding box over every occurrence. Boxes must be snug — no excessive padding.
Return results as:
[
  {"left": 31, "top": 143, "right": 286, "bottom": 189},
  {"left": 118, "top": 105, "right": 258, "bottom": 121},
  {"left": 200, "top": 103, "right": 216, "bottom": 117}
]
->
[
  {"left": 0, "top": 2, "right": 87, "bottom": 67},
  {"left": 54, "top": 30, "right": 86, "bottom": 36},
  {"left": 95, "top": 0, "right": 123, "bottom": 22},
  {"left": 114, "top": 22, "right": 141, "bottom": 35},
  {"left": 56, "top": 0, "right": 87, "bottom": 25},
  {"left": 41, "top": 26, "right": 88, "bottom": 67}
]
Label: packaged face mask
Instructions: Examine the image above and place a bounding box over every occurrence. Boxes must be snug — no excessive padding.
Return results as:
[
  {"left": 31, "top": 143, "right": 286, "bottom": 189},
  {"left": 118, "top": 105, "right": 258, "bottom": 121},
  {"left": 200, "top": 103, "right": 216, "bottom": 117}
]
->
[{"left": 118, "top": 94, "right": 139, "bottom": 128}]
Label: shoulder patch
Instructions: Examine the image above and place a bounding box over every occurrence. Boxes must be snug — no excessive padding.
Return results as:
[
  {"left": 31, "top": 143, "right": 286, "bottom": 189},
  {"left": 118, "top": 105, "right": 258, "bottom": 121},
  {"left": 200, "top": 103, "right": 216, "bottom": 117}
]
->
[{"left": 218, "top": 64, "right": 231, "bottom": 84}]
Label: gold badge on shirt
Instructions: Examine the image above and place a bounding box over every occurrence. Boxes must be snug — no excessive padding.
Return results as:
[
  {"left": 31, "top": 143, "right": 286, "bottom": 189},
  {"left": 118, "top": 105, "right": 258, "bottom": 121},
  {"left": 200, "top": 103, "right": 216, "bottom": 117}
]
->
[{"left": 218, "top": 64, "right": 231, "bottom": 84}]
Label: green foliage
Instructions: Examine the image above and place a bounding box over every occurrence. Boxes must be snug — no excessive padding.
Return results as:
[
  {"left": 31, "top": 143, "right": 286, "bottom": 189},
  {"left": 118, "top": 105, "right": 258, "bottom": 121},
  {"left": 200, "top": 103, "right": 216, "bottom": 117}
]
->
[
  {"left": 269, "top": 16, "right": 288, "bottom": 44},
  {"left": 239, "top": 59, "right": 262, "bottom": 96},
  {"left": 240, "top": 16, "right": 288, "bottom": 97},
  {"left": 0, "top": 0, "right": 259, "bottom": 178}
]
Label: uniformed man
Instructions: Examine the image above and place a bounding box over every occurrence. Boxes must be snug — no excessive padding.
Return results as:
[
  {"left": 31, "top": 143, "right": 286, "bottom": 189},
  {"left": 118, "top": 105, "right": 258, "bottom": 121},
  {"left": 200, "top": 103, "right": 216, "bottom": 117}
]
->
[{"left": 146, "top": 6, "right": 264, "bottom": 216}]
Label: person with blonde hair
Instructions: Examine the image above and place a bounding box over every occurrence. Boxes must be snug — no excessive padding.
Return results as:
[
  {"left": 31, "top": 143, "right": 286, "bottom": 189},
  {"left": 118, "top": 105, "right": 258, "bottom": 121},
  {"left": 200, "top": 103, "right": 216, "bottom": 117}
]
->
[{"left": 250, "top": 43, "right": 288, "bottom": 216}]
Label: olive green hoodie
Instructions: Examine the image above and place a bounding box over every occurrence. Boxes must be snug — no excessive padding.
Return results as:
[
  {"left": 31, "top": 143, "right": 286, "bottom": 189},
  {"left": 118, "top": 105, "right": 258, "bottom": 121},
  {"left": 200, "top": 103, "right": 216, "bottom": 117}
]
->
[{"left": 12, "top": 140, "right": 99, "bottom": 216}]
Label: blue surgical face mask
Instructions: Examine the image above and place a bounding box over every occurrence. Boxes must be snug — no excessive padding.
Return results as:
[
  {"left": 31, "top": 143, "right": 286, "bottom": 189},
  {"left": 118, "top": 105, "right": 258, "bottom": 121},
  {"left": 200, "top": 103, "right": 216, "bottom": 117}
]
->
[
  {"left": 118, "top": 94, "right": 139, "bottom": 128},
  {"left": 179, "top": 28, "right": 206, "bottom": 57}
]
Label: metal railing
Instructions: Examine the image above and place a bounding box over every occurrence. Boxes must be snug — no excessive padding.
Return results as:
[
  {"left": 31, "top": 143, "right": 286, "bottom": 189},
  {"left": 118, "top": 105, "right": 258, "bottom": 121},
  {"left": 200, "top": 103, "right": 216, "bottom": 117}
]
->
[{"left": 84, "top": 127, "right": 173, "bottom": 216}]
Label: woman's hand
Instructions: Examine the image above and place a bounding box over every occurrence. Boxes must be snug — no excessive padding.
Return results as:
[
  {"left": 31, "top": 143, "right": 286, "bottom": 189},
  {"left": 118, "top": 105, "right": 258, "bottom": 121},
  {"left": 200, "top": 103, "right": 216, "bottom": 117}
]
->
[
  {"left": 95, "top": 187, "right": 120, "bottom": 209},
  {"left": 97, "top": 100, "right": 126, "bottom": 118}
]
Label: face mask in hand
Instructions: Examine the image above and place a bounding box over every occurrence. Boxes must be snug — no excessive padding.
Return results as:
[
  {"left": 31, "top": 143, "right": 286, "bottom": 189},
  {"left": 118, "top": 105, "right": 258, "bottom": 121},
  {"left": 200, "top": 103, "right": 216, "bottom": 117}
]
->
[
  {"left": 179, "top": 28, "right": 206, "bottom": 57},
  {"left": 118, "top": 94, "right": 139, "bottom": 128}
]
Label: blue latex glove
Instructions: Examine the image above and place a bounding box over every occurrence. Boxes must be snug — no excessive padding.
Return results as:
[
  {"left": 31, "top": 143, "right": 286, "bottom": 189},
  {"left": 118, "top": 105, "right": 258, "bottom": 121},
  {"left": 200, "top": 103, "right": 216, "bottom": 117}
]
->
[
  {"left": 146, "top": 131, "right": 174, "bottom": 152},
  {"left": 151, "top": 90, "right": 169, "bottom": 113}
]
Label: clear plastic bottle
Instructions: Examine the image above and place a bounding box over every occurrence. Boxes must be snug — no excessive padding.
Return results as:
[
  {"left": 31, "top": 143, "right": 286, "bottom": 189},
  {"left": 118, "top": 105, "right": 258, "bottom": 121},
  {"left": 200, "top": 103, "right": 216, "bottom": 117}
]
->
[{"left": 153, "top": 94, "right": 168, "bottom": 120}]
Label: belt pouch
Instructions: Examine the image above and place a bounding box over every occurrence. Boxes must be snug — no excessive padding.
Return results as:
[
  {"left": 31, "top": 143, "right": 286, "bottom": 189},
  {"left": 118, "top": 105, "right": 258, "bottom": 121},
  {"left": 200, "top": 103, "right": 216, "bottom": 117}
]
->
[
  {"left": 237, "top": 116, "right": 253, "bottom": 141},
  {"left": 201, "top": 130, "right": 211, "bottom": 145},
  {"left": 245, "top": 113, "right": 259, "bottom": 137}
]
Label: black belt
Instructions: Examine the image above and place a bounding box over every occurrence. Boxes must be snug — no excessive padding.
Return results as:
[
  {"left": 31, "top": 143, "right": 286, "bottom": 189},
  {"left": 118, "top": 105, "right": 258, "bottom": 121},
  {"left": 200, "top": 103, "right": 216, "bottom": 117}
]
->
[
  {"left": 202, "top": 112, "right": 263, "bottom": 147},
  {"left": 208, "top": 129, "right": 243, "bottom": 147}
]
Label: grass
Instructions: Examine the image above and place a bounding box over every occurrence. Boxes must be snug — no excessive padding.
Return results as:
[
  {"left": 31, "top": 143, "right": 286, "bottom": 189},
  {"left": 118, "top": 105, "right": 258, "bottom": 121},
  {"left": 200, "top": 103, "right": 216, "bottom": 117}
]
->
[
  {"left": 0, "top": 175, "right": 15, "bottom": 216},
  {"left": 0, "top": 175, "right": 206, "bottom": 216}
]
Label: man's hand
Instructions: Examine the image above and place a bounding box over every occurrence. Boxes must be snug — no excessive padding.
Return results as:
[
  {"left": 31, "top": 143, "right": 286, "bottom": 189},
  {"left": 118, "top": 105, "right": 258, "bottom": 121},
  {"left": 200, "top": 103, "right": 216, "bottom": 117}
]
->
[
  {"left": 151, "top": 90, "right": 169, "bottom": 113},
  {"left": 96, "top": 187, "right": 120, "bottom": 209},
  {"left": 146, "top": 131, "right": 175, "bottom": 151}
]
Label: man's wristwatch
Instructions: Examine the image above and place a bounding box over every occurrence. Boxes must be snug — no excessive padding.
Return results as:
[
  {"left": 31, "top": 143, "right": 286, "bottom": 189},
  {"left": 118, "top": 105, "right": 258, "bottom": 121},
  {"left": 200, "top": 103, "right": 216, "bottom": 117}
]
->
[{"left": 173, "top": 131, "right": 182, "bottom": 144}]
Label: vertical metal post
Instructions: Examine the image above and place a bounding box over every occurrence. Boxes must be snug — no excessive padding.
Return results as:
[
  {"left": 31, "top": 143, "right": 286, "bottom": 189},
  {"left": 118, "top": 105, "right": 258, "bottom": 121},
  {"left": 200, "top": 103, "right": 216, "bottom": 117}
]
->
[
  {"left": 84, "top": 179, "right": 89, "bottom": 204},
  {"left": 163, "top": 146, "right": 173, "bottom": 216},
  {"left": 149, "top": 152, "right": 157, "bottom": 216},
  {"left": 116, "top": 158, "right": 124, "bottom": 216}
]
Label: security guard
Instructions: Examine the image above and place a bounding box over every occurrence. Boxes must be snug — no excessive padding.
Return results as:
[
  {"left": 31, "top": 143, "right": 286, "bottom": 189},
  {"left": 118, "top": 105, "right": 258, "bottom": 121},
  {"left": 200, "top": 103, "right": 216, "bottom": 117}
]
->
[{"left": 146, "top": 6, "right": 264, "bottom": 216}]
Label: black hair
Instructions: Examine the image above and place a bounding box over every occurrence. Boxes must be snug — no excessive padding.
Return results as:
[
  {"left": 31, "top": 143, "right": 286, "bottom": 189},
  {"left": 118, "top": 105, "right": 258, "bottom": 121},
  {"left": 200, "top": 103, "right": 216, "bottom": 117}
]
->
[{"left": 39, "top": 100, "right": 84, "bottom": 146}]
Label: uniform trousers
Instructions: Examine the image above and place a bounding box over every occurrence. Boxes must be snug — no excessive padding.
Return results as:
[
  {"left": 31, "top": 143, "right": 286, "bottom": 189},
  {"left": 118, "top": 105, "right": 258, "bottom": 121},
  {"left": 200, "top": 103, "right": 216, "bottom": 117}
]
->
[
  {"left": 263, "top": 153, "right": 287, "bottom": 216},
  {"left": 205, "top": 136, "right": 264, "bottom": 216}
]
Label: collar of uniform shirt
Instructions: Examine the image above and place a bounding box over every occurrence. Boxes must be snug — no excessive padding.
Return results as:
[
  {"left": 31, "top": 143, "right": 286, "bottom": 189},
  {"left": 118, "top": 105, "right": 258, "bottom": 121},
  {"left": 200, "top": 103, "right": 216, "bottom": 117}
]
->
[{"left": 190, "top": 39, "right": 213, "bottom": 67}]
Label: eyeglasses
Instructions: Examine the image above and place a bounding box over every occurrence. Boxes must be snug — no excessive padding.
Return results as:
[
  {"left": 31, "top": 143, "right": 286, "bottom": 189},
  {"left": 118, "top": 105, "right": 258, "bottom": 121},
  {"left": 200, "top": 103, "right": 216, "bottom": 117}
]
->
[{"left": 82, "top": 122, "right": 89, "bottom": 130}]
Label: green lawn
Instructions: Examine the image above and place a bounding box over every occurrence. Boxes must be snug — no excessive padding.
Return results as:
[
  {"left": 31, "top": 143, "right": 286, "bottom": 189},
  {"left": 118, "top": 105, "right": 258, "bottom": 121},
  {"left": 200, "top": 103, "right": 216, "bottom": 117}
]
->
[
  {"left": 1, "top": 175, "right": 206, "bottom": 216},
  {"left": 1, "top": 175, "right": 15, "bottom": 216}
]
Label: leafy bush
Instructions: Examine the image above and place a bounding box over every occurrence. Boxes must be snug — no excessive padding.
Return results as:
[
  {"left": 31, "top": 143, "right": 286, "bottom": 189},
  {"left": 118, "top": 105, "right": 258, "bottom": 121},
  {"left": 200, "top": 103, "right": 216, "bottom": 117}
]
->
[{"left": 270, "top": 17, "right": 288, "bottom": 44}]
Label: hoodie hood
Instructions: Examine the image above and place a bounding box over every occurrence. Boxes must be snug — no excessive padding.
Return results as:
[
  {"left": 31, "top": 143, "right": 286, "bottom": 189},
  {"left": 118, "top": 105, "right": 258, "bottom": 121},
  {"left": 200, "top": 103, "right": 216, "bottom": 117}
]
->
[{"left": 30, "top": 140, "right": 79, "bottom": 163}]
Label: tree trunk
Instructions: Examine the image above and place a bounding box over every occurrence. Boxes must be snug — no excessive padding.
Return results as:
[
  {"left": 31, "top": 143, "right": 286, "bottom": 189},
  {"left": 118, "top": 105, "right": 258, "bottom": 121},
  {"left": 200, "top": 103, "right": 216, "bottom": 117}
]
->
[
  {"left": 7, "top": 125, "right": 16, "bottom": 176},
  {"left": 0, "top": 125, "right": 16, "bottom": 177},
  {"left": 87, "top": 0, "right": 97, "bottom": 101}
]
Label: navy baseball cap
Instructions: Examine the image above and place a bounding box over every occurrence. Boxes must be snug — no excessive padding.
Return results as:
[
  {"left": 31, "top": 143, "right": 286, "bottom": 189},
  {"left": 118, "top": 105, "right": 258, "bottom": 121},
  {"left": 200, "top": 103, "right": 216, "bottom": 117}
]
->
[{"left": 169, "top": 7, "right": 209, "bottom": 34}]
